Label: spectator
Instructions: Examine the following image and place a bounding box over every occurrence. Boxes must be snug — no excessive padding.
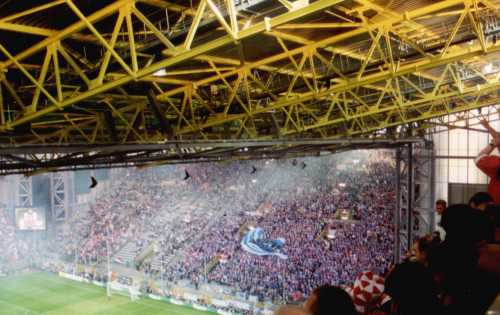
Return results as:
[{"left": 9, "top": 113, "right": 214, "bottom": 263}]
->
[
  {"left": 476, "top": 120, "right": 500, "bottom": 204},
  {"left": 485, "top": 204, "right": 500, "bottom": 243},
  {"left": 304, "top": 285, "right": 356, "bottom": 315},
  {"left": 429, "top": 204, "right": 498, "bottom": 315},
  {"left": 440, "top": 204, "right": 494, "bottom": 245},
  {"left": 435, "top": 200, "right": 447, "bottom": 216},
  {"left": 469, "top": 192, "right": 494, "bottom": 211},
  {"left": 478, "top": 204, "right": 500, "bottom": 284},
  {"left": 384, "top": 261, "right": 441, "bottom": 315},
  {"left": 344, "top": 271, "right": 390, "bottom": 314},
  {"left": 412, "top": 235, "right": 440, "bottom": 266},
  {"left": 435, "top": 200, "right": 447, "bottom": 241},
  {"left": 478, "top": 244, "right": 500, "bottom": 286}
]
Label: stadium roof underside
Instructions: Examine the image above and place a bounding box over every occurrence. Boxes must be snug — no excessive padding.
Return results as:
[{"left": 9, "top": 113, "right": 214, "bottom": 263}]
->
[
  {"left": 0, "top": 138, "right": 421, "bottom": 175},
  {"left": 0, "top": 0, "right": 499, "bottom": 173}
]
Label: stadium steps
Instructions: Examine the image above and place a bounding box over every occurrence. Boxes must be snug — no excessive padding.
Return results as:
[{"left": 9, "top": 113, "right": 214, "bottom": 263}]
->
[
  {"left": 148, "top": 193, "right": 208, "bottom": 272},
  {"left": 153, "top": 210, "right": 228, "bottom": 274},
  {"left": 150, "top": 254, "right": 162, "bottom": 271},
  {"left": 113, "top": 241, "right": 138, "bottom": 266}
]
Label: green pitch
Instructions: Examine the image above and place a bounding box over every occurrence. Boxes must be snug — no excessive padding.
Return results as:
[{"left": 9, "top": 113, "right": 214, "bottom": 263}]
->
[{"left": 0, "top": 273, "right": 214, "bottom": 315}]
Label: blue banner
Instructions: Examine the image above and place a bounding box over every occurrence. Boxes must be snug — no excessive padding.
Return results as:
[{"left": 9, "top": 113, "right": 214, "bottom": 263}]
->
[{"left": 241, "top": 228, "right": 287, "bottom": 259}]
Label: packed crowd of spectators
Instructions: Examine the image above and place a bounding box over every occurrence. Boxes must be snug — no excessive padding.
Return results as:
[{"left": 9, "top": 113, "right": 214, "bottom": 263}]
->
[
  {"left": 55, "top": 174, "right": 183, "bottom": 264},
  {"left": 162, "top": 153, "right": 395, "bottom": 302},
  {"left": 49, "top": 150, "right": 396, "bottom": 303},
  {"left": 283, "top": 193, "right": 500, "bottom": 315},
  {"left": 0, "top": 205, "right": 24, "bottom": 273},
  {"left": 0, "top": 205, "right": 50, "bottom": 274},
  {"left": 2, "top": 135, "right": 498, "bottom": 314}
]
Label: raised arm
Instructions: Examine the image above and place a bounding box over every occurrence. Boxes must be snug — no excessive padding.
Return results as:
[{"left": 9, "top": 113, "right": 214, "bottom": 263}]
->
[
  {"left": 477, "top": 140, "right": 496, "bottom": 159},
  {"left": 480, "top": 119, "right": 499, "bottom": 139},
  {"left": 476, "top": 127, "right": 500, "bottom": 176},
  {"left": 477, "top": 120, "right": 499, "bottom": 160}
]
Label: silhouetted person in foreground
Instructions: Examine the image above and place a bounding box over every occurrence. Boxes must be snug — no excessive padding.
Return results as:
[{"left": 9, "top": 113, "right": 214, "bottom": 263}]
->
[
  {"left": 469, "top": 192, "right": 494, "bottom": 211},
  {"left": 304, "top": 285, "right": 356, "bottom": 315},
  {"left": 385, "top": 261, "right": 442, "bottom": 315},
  {"left": 429, "top": 204, "right": 498, "bottom": 314}
]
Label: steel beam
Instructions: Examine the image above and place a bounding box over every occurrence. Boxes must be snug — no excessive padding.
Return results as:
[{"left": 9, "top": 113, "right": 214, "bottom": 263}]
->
[
  {"left": 1, "top": 0, "right": 346, "bottom": 131},
  {"left": 0, "top": 0, "right": 498, "bottom": 147}
]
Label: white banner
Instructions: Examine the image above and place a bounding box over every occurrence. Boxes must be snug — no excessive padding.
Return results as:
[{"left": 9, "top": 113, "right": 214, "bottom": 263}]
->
[
  {"left": 212, "top": 299, "right": 229, "bottom": 307},
  {"left": 183, "top": 292, "right": 198, "bottom": 301},
  {"left": 110, "top": 282, "right": 130, "bottom": 293},
  {"left": 59, "top": 272, "right": 85, "bottom": 282},
  {"left": 149, "top": 294, "right": 162, "bottom": 301},
  {"left": 193, "top": 304, "right": 209, "bottom": 311},
  {"left": 229, "top": 300, "right": 251, "bottom": 310},
  {"left": 170, "top": 298, "right": 185, "bottom": 306}
]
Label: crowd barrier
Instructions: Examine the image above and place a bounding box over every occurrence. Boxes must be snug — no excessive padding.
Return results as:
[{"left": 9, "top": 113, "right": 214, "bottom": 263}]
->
[
  {"left": 58, "top": 271, "right": 267, "bottom": 315},
  {"left": 58, "top": 271, "right": 275, "bottom": 315}
]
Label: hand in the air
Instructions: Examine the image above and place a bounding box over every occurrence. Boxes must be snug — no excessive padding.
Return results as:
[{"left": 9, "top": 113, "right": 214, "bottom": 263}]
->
[
  {"left": 481, "top": 119, "right": 499, "bottom": 138},
  {"left": 480, "top": 119, "right": 491, "bottom": 130}
]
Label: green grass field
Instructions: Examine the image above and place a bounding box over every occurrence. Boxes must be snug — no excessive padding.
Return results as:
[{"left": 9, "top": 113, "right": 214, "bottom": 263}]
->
[{"left": 0, "top": 273, "right": 214, "bottom": 315}]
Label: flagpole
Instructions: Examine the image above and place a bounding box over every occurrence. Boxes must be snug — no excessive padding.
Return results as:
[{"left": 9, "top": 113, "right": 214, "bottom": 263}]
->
[
  {"left": 106, "top": 228, "right": 111, "bottom": 299},
  {"left": 74, "top": 237, "right": 78, "bottom": 275},
  {"left": 160, "top": 257, "right": 164, "bottom": 294}
]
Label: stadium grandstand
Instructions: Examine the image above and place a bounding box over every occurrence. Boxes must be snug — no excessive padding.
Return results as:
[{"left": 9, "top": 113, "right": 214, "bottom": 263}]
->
[{"left": 0, "top": 0, "right": 499, "bottom": 315}]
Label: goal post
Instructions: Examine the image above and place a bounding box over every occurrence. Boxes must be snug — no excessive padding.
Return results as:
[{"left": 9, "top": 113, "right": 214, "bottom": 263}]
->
[{"left": 107, "top": 279, "right": 141, "bottom": 301}]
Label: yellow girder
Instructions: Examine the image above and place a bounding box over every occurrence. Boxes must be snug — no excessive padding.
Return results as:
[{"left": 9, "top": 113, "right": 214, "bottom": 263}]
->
[{"left": 0, "top": 0, "right": 498, "bottom": 146}]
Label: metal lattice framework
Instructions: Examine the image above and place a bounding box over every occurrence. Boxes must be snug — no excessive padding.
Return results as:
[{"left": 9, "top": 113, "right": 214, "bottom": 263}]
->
[
  {"left": 394, "top": 141, "right": 434, "bottom": 262},
  {"left": 50, "top": 172, "right": 67, "bottom": 221},
  {"left": 16, "top": 175, "right": 32, "bottom": 206},
  {"left": 0, "top": 0, "right": 499, "bottom": 172}
]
